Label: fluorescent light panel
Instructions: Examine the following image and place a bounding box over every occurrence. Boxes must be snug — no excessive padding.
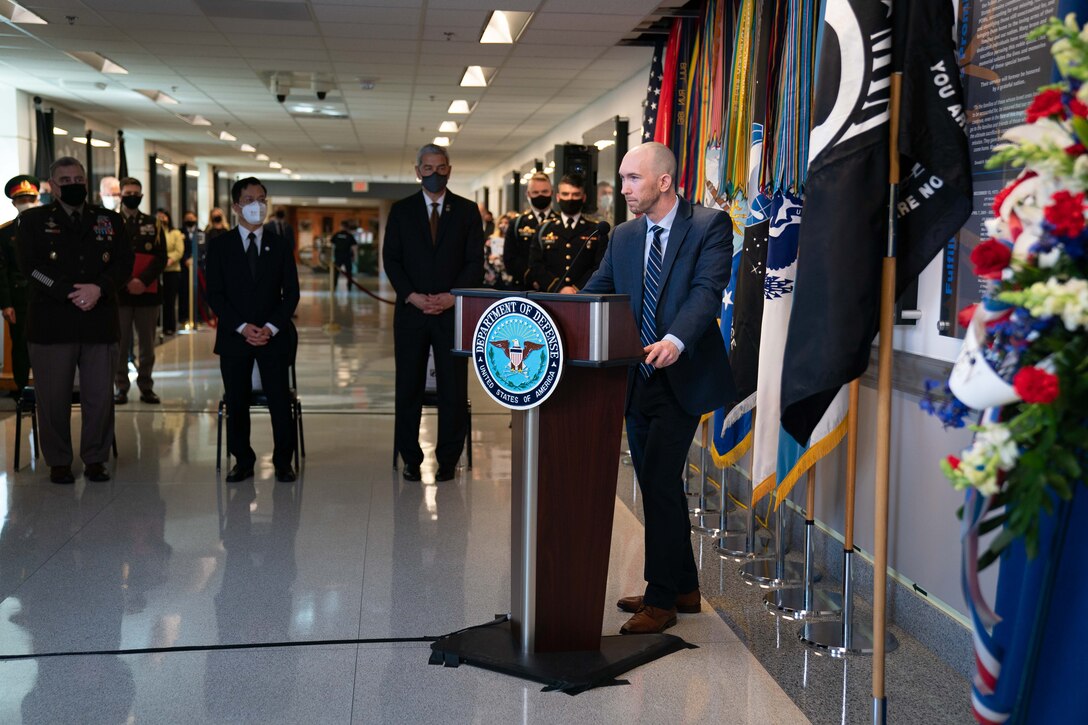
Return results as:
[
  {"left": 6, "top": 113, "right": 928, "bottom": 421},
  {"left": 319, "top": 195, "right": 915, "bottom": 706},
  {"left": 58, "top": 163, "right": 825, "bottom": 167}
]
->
[
  {"left": 178, "top": 113, "right": 211, "bottom": 126},
  {"left": 438, "top": 121, "right": 460, "bottom": 133},
  {"left": 0, "top": 1, "right": 47, "bottom": 24},
  {"left": 239, "top": 143, "right": 256, "bottom": 152},
  {"left": 218, "top": 130, "right": 236, "bottom": 142},
  {"left": 433, "top": 136, "right": 450, "bottom": 147},
  {"left": 479, "top": 10, "right": 533, "bottom": 44},
  {"left": 66, "top": 51, "right": 128, "bottom": 74},
  {"left": 447, "top": 100, "right": 475, "bottom": 114},
  {"left": 269, "top": 161, "right": 283, "bottom": 169},
  {"left": 255, "top": 153, "right": 270, "bottom": 161},
  {"left": 53, "top": 126, "right": 68, "bottom": 135},
  {"left": 459, "top": 66, "right": 494, "bottom": 88}
]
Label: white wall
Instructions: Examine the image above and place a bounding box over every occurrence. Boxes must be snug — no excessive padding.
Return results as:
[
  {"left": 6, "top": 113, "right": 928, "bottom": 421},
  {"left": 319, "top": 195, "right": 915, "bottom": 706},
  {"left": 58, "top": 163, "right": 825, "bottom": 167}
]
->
[{"left": 0, "top": 85, "right": 36, "bottom": 226}]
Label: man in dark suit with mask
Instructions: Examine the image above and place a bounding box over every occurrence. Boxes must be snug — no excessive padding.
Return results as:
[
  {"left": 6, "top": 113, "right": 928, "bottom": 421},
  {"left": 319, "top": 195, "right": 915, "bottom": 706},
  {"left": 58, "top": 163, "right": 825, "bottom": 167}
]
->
[
  {"left": 206, "top": 177, "right": 300, "bottom": 484},
  {"left": 383, "top": 144, "right": 483, "bottom": 483},
  {"left": 582, "top": 142, "right": 735, "bottom": 635}
]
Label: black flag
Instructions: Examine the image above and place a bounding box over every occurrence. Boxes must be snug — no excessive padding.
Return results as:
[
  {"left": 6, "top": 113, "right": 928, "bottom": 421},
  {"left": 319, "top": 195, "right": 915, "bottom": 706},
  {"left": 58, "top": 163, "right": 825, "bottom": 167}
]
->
[
  {"left": 117, "top": 129, "right": 129, "bottom": 178},
  {"left": 780, "top": 0, "right": 893, "bottom": 444}
]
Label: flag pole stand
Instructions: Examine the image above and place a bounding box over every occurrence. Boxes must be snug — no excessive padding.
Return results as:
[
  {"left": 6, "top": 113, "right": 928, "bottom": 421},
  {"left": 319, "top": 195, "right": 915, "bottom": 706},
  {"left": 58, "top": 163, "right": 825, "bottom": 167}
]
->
[
  {"left": 764, "top": 468, "right": 842, "bottom": 618},
  {"left": 739, "top": 486, "right": 803, "bottom": 588},
  {"left": 178, "top": 258, "right": 200, "bottom": 334},
  {"left": 691, "top": 420, "right": 723, "bottom": 521},
  {"left": 715, "top": 413, "right": 775, "bottom": 562},
  {"left": 799, "top": 385, "right": 899, "bottom": 656},
  {"left": 693, "top": 461, "right": 744, "bottom": 538}
]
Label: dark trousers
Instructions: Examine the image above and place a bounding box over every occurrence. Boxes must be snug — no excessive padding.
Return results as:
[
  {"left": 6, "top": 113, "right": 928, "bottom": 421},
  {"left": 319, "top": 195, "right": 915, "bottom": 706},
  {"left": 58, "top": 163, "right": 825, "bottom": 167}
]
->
[
  {"left": 162, "top": 271, "right": 181, "bottom": 332},
  {"left": 220, "top": 350, "right": 295, "bottom": 469},
  {"left": 626, "top": 373, "right": 701, "bottom": 610},
  {"left": 178, "top": 264, "right": 191, "bottom": 324},
  {"left": 28, "top": 342, "right": 116, "bottom": 467},
  {"left": 393, "top": 315, "right": 467, "bottom": 468},
  {"left": 7, "top": 308, "right": 29, "bottom": 390},
  {"left": 333, "top": 259, "right": 353, "bottom": 290},
  {"left": 116, "top": 306, "right": 158, "bottom": 395}
]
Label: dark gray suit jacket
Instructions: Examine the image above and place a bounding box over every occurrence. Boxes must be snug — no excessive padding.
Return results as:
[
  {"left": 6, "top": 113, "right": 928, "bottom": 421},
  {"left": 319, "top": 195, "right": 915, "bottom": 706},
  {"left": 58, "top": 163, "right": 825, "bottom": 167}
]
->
[{"left": 581, "top": 195, "right": 736, "bottom": 416}]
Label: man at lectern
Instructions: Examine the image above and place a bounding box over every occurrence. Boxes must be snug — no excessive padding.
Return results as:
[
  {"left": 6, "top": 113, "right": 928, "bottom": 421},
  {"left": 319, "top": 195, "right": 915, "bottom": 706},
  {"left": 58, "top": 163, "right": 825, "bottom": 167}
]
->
[{"left": 581, "top": 142, "right": 734, "bottom": 635}]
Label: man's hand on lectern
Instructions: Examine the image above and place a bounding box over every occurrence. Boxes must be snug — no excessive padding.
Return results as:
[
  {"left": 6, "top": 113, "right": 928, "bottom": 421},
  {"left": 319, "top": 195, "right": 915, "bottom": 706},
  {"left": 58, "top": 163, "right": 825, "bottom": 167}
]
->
[{"left": 643, "top": 339, "right": 680, "bottom": 369}]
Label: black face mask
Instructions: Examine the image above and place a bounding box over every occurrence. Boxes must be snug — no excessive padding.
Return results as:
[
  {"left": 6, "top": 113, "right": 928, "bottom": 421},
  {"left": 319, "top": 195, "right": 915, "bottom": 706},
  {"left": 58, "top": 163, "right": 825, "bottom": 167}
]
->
[
  {"left": 421, "top": 172, "right": 448, "bottom": 194},
  {"left": 275, "top": 210, "right": 285, "bottom": 219},
  {"left": 121, "top": 195, "right": 143, "bottom": 210},
  {"left": 184, "top": 220, "right": 197, "bottom": 229},
  {"left": 212, "top": 215, "right": 223, "bottom": 224},
  {"left": 58, "top": 183, "right": 87, "bottom": 207},
  {"left": 529, "top": 194, "right": 552, "bottom": 211},
  {"left": 559, "top": 198, "right": 584, "bottom": 216}
]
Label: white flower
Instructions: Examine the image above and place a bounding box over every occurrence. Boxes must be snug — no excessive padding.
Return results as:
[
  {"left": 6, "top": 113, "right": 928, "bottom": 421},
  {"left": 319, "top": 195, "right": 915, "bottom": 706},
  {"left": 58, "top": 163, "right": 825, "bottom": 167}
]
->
[
  {"left": 1038, "top": 247, "right": 1062, "bottom": 268},
  {"left": 1002, "top": 119, "right": 1074, "bottom": 149}
]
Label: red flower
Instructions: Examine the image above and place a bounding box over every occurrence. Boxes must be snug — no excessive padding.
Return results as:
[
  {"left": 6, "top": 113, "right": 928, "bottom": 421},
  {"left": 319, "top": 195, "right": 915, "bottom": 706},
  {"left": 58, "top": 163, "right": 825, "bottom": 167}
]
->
[
  {"left": 1026, "top": 89, "right": 1066, "bottom": 122},
  {"left": 957, "top": 303, "right": 978, "bottom": 329},
  {"left": 1044, "top": 190, "right": 1087, "bottom": 238},
  {"left": 1065, "top": 143, "right": 1087, "bottom": 156},
  {"left": 1013, "top": 367, "right": 1060, "bottom": 404},
  {"left": 946, "top": 455, "right": 961, "bottom": 470},
  {"left": 1070, "top": 98, "right": 1088, "bottom": 118},
  {"left": 970, "top": 240, "right": 1012, "bottom": 279}
]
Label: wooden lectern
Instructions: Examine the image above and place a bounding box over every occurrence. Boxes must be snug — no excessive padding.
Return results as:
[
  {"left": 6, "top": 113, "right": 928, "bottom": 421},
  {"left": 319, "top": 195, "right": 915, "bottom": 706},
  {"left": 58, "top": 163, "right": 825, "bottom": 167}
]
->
[{"left": 453, "top": 289, "right": 644, "bottom": 653}]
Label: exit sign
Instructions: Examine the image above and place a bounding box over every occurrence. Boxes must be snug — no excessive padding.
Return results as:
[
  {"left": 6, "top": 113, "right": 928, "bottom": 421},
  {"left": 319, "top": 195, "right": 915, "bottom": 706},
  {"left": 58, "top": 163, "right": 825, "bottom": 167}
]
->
[{"left": 351, "top": 181, "right": 369, "bottom": 193}]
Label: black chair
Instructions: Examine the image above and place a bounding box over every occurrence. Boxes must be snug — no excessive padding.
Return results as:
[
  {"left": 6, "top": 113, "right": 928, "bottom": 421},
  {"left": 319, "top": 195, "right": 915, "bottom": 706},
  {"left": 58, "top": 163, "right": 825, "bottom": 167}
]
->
[
  {"left": 392, "top": 394, "right": 473, "bottom": 471},
  {"left": 216, "top": 365, "right": 305, "bottom": 472},
  {"left": 14, "top": 387, "right": 119, "bottom": 470}
]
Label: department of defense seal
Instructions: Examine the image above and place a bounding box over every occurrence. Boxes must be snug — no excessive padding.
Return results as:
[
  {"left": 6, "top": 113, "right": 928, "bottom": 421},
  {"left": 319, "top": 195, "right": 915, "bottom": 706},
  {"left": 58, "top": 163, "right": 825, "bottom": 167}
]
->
[{"left": 472, "top": 297, "right": 563, "bottom": 410}]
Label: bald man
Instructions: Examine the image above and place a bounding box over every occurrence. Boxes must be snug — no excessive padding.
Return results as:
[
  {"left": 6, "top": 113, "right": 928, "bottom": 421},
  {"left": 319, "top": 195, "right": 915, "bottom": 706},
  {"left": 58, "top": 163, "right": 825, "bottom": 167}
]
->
[{"left": 581, "top": 142, "right": 735, "bottom": 634}]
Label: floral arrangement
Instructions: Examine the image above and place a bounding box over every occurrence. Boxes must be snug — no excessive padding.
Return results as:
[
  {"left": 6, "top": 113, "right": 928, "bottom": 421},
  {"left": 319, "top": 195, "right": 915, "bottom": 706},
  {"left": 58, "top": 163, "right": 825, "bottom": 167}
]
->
[{"left": 923, "top": 15, "right": 1088, "bottom": 566}]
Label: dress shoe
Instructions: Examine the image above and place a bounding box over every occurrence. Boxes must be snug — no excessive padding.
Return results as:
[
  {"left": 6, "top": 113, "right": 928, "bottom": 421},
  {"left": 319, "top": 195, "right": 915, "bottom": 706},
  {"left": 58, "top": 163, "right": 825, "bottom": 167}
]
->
[
  {"left": 275, "top": 466, "right": 296, "bottom": 483},
  {"left": 84, "top": 462, "right": 110, "bottom": 482},
  {"left": 224, "top": 464, "right": 254, "bottom": 483},
  {"left": 402, "top": 464, "right": 422, "bottom": 482},
  {"left": 617, "top": 588, "right": 701, "bottom": 614},
  {"left": 435, "top": 464, "right": 456, "bottom": 482},
  {"left": 114, "top": 391, "right": 128, "bottom": 405},
  {"left": 620, "top": 605, "right": 677, "bottom": 635},
  {"left": 50, "top": 465, "right": 75, "bottom": 484},
  {"left": 139, "top": 391, "right": 161, "bottom": 404}
]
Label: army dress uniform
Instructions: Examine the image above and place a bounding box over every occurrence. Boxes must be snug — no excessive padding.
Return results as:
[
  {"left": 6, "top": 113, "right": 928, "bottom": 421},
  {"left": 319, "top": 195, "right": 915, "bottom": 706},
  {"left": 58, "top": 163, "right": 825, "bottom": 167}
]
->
[
  {"left": 502, "top": 208, "right": 557, "bottom": 290},
  {"left": 16, "top": 201, "right": 133, "bottom": 468},
  {"left": 0, "top": 218, "right": 30, "bottom": 390},
  {"left": 525, "top": 215, "right": 607, "bottom": 292},
  {"left": 116, "top": 210, "right": 167, "bottom": 401}
]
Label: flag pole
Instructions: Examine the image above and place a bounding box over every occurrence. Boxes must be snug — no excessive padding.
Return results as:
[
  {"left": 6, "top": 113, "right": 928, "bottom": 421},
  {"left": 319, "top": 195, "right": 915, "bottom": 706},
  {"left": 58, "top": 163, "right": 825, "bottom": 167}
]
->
[{"left": 872, "top": 70, "right": 903, "bottom": 725}]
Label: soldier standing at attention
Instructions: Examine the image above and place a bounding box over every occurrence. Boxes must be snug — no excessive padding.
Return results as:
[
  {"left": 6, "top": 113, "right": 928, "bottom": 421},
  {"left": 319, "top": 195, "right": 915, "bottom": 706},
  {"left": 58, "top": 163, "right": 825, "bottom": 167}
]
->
[
  {"left": 502, "top": 172, "right": 557, "bottom": 290},
  {"left": 114, "top": 176, "right": 167, "bottom": 405},
  {"left": 0, "top": 175, "right": 40, "bottom": 394},
  {"left": 526, "top": 174, "right": 606, "bottom": 293},
  {"left": 17, "top": 157, "right": 132, "bottom": 484}
]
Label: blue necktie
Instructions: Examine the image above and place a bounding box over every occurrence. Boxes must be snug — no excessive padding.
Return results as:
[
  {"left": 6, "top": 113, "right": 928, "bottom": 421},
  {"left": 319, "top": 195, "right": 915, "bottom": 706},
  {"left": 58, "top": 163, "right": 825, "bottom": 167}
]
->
[{"left": 640, "top": 225, "right": 664, "bottom": 380}]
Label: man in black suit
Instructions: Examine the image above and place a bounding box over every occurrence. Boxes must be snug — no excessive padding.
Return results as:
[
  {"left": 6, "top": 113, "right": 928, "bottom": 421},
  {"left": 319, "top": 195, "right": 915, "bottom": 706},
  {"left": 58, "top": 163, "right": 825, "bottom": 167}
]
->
[
  {"left": 206, "top": 177, "right": 300, "bottom": 483},
  {"left": 383, "top": 144, "right": 483, "bottom": 482},
  {"left": 582, "top": 143, "right": 734, "bottom": 634},
  {"left": 264, "top": 206, "right": 296, "bottom": 254}
]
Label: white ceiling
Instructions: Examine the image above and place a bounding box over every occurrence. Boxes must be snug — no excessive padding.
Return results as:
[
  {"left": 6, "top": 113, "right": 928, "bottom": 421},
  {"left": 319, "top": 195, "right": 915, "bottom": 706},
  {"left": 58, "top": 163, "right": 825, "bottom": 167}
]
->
[{"left": 0, "top": 0, "right": 678, "bottom": 182}]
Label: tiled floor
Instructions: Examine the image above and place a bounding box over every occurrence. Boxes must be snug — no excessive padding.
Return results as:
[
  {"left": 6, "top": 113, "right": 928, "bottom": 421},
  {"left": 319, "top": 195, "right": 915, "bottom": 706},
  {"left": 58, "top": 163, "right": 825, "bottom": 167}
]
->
[{"left": 0, "top": 277, "right": 813, "bottom": 724}]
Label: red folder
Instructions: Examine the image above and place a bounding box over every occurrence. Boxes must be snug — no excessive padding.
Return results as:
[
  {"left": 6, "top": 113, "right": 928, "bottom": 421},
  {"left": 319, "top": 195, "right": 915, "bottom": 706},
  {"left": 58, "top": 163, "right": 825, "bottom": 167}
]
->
[{"left": 132, "top": 252, "right": 160, "bottom": 293}]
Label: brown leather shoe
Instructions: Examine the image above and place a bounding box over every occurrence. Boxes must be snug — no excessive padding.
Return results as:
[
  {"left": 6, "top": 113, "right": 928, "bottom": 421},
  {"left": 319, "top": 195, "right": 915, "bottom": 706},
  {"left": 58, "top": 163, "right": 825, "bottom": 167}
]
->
[
  {"left": 620, "top": 605, "right": 677, "bottom": 635},
  {"left": 617, "top": 588, "right": 701, "bottom": 614}
]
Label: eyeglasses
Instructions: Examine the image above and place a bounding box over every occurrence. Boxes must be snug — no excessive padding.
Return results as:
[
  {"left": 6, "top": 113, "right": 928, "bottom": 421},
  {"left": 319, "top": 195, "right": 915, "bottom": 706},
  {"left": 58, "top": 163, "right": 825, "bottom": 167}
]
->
[{"left": 419, "top": 164, "right": 450, "bottom": 175}]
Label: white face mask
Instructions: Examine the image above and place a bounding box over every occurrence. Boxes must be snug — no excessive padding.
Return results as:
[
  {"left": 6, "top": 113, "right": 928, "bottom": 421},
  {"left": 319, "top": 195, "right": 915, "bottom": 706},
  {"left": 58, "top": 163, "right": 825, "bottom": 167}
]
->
[
  {"left": 599, "top": 194, "right": 613, "bottom": 209},
  {"left": 241, "top": 201, "right": 267, "bottom": 225},
  {"left": 101, "top": 195, "right": 119, "bottom": 210},
  {"left": 14, "top": 200, "right": 40, "bottom": 215}
]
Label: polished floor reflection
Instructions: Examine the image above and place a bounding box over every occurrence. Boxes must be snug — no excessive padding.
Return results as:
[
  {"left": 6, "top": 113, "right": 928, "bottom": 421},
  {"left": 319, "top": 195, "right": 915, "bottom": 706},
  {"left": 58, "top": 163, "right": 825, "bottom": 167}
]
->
[{"left": 0, "top": 277, "right": 807, "bottom": 724}]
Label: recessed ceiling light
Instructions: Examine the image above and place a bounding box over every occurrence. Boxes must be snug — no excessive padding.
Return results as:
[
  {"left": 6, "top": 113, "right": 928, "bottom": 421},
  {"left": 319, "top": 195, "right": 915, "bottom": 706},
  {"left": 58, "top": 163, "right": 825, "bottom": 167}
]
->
[
  {"left": 219, "top": 130, "right": 237, "bottom": 142},
  {"left": 239, "top": 143, "right": 256, "bottom": 152},
  {"left": 73, "top": 137, "right": 111, "bottom": 148},
  {"left": 66, "top": 51, "right": 128, "bottom": 74},
  {"left": 480, "top": 10, "right": 533, "bottom": 44},
  {"left": 269, "top": 161, "right": 283, "bottom": 169},
  {"left": 433, "top": 136, "right": 450, "bottom": 147},
  {"left": 53, "top": 126, "right": 68, "bottom": 136},
  {"left": 291, "top": 174, "right": 301, "bottom": 180},
  {"left": 186, "top": 169, "right": 200, "bottom": 178},
  {"left": 136, "top": 89, "right": 178, "bottom": 105},
  {"left": 178, "top": 113, "right": 211, "bottom": 126},
  {"left": 155, "top": 157, "right": 164, "bottom": 165},
  {"left": 438, "top": 121, "right": 460, "bottom": 133},
  {"left": 460, "top": 66, "right": 494, "bottom": 88},
  {"left": 256, "top": 153, "right": 270, "bottom": 161},
  {"left": 163, "top": 162, "right": 178, "bottom": 171},
  {"left": 72, "top": 136, "right": 87, "bottom": 145},
  {"left": 0, "top": 1, "right": 47, "bottom": 24},
  {"left": 594, "top": 139, "right": 615, "bottom": 150},
  {"left": 280, "top": 168, "right": 292, "bottom": 174},
  {"left": 447, "top": 100, "right": 475, "bottom": 115}
]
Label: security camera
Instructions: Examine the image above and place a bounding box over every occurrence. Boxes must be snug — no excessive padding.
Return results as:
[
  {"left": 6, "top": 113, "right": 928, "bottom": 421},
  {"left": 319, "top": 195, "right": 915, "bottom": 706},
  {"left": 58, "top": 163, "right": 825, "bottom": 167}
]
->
[
  {"left": 316, "top": 90, "right": 327, "bottom": 101},
  {"left": 276, "top": 93, "right": 287, "bottom": 103},
  {"left": 270, "top": 73, "right": 290, "bottom": 103},
  {"left": 312, "top": 77, "right": 333, "bottom": 102}
]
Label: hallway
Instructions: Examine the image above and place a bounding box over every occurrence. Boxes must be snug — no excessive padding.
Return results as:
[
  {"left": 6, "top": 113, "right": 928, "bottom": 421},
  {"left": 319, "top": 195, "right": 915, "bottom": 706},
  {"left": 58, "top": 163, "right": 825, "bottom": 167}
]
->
[{"left": 0, "top": 277, "right": 806, "bottom": 724}]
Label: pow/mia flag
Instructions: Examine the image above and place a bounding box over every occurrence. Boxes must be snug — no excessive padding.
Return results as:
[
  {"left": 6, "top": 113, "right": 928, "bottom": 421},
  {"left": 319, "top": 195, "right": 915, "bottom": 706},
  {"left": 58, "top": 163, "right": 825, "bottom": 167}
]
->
[{"left": 781, "top": 0, "right": 971, "bottom": 444}]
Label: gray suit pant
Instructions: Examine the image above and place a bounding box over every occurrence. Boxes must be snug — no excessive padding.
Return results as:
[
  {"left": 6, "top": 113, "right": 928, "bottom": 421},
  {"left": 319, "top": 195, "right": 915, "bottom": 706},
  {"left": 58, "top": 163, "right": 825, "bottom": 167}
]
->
[
  {"left": 27, "top": 342, "right": 117, "bottom": 467},
  {"left": 116, "top": 305, "right": 158, "bottom": 394}
]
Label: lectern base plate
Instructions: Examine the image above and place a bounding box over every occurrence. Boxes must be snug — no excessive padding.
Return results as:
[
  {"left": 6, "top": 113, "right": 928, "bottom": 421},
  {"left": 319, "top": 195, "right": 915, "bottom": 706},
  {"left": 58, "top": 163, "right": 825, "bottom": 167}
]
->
[{"left": 429, "top": 617, "right": 695, "bottom": 695}]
